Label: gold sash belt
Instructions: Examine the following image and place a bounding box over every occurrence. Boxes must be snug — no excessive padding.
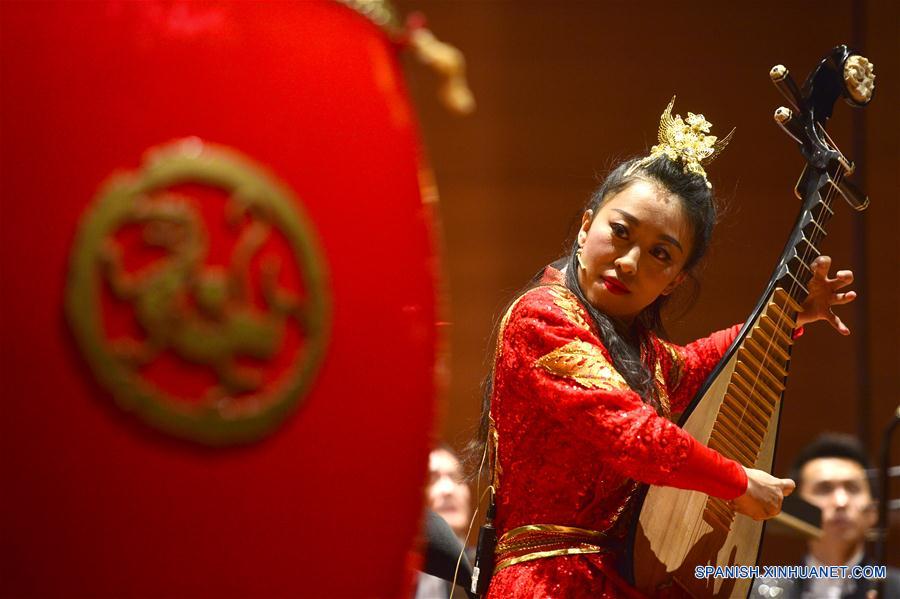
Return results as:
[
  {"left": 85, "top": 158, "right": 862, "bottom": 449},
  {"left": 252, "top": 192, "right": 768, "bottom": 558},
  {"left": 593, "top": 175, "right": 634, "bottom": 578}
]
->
[{"left": 494, "top": 524, "right": 610, "bottom": 573}]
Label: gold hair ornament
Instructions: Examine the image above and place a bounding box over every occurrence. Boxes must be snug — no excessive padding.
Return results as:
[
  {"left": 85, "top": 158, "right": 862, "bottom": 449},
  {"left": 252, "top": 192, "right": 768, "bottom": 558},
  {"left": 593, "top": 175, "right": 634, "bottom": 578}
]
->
[{"left": 635, "top": 96, "right": 734, "bottom": 188}]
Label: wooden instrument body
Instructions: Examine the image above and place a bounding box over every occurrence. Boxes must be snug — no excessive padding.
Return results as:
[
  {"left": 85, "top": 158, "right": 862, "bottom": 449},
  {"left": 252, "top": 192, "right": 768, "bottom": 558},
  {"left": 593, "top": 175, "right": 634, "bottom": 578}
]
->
[
  {"left": 628, "top": 45, "right": 875, "bottom": 598},
  {"left": 631, "top": 284, "right": 791, "bottom": 598}
]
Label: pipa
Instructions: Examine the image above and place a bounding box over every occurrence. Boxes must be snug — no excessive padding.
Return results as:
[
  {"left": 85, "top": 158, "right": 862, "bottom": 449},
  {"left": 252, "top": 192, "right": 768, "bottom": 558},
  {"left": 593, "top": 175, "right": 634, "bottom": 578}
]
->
[{"left": 627, "top": 45, "right": 876, "bottom": 598}]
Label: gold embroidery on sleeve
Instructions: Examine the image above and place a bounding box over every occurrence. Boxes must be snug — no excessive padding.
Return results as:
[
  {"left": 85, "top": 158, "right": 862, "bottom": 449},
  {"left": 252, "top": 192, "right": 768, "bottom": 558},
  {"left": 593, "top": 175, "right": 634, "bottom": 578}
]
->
[
  {"left": 652, "top": 361, "right": 672, "bottom": 419},
  {"left": 494, "top": 293, "right": 530, "bottom": 362},
  {"left": 547, "top": 286, "right": 591, "bottom": 332},
  {"left": 658, "top": 340, "right": 684, "bottom": 393},
  {"left": 535, "top": 340, "right": 629, "bottom": 391}
]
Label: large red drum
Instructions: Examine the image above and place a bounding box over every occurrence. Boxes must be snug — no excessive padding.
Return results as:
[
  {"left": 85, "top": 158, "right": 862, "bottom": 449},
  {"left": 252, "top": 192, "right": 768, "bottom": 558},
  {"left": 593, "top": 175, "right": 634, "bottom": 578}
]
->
[{"left": 0, "top": 2, "right": 438, "bottom": 596}]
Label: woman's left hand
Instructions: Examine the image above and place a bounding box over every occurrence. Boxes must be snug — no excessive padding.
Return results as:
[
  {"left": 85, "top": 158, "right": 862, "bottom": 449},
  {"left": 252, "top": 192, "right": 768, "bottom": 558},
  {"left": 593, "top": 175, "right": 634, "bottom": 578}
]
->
[{"left": 796, "top": 255, "right": 856, "bottom": 334}]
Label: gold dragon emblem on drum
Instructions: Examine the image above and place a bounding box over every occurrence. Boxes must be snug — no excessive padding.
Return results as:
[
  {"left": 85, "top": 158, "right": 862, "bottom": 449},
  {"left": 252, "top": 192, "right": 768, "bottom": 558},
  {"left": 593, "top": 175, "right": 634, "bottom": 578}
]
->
[{"left": 66, "top": 138, "right": 330, "bottom": 444}]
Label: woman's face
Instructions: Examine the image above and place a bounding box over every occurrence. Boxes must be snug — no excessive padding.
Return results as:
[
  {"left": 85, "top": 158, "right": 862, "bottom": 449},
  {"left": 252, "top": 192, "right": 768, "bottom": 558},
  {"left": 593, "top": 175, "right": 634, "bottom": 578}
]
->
[{"left": 577, "top": 178, "right": 693, "bottom": 324}]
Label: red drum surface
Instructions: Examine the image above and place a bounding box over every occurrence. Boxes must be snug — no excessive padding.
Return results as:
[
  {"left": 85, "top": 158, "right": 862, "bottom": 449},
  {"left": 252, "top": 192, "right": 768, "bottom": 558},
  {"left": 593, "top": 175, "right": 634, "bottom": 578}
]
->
[{"left": 0, "top": 2, "right": 438, "bottom": 596}]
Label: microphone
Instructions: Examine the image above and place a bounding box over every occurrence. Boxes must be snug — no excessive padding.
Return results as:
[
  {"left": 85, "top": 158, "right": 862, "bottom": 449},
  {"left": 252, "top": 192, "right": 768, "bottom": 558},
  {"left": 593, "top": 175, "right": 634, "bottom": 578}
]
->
[{"left": 469, "top": 500, "right": 497, "bottom": 597}]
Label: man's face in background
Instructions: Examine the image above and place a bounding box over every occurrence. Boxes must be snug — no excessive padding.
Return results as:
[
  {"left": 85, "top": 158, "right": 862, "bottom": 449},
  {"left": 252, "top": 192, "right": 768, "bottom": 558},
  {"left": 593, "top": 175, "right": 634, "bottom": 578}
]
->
[
  {"left": 800, "top": 457, "right": 877, "bottom": 547},
  {"left": 427, "top": 449, "right": 472, "bottom": 539}
]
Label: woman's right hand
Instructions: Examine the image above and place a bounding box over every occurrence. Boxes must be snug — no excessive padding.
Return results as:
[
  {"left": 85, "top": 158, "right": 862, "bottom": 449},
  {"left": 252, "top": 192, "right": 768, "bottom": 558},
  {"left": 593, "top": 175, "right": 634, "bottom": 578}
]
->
[{"left": 731, "top": 467, "right": 795, "bottom": 521}]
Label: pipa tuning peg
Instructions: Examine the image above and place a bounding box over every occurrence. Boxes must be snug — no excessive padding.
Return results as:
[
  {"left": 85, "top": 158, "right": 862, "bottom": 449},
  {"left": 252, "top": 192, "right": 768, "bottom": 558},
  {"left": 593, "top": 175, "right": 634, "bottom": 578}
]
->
[
  {"left": 773, "top": 106, "right": 803, "bottom": 145},
  {"left": 770, "top": 65, "right": 804, "bottom": 111},
  {"left": 830, "top": 177, "right": 869, "bottom": 211}
]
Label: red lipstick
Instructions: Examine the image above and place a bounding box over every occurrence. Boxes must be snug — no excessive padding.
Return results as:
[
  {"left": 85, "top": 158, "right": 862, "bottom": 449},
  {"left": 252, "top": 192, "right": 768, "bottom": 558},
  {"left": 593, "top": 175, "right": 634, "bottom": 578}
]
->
[{"left": 601, "top": 276, "right": 630, "bottom": 295}]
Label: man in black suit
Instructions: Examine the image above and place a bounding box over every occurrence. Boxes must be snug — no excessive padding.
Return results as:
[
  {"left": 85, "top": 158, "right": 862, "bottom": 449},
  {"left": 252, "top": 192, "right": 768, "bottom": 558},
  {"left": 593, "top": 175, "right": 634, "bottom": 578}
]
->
[{"left": 752, "top": 433, "right": 899, "bottom": 598}]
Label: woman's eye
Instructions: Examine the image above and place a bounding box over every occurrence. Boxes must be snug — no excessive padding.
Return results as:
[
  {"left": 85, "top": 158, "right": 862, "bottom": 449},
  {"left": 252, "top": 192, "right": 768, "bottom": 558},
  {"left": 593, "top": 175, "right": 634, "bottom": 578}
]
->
[
  {"left": 610, "top": 223, "right": 628, "bottom": 238},
  {"left": 652, "top": 247, "right": 672, "bottom": 262}
]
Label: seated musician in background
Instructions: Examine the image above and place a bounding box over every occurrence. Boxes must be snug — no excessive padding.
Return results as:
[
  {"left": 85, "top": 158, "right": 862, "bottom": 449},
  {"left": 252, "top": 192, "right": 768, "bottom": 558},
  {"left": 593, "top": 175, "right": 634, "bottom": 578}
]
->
[
  {"left": 415, "top": 445, "right": 473, "bottom": 599},
  {"left": 470, "top": 99, "right": 858, "bottom": 598},
  {"left": 753, "top": 433, "right": 900, "bottom": 599},
  {"left": 427, "top": 445, "right": 473, "bottom": 543}
]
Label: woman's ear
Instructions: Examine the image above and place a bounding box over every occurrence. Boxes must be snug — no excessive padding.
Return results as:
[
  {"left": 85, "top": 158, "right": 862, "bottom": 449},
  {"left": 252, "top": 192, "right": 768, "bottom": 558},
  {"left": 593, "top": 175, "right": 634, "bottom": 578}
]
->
[
  {"left": 661, "top": 271, "right": 687, "bottom": 296},
  {"left": 578, "top": 210, "right": 593, "bottom": 246}
]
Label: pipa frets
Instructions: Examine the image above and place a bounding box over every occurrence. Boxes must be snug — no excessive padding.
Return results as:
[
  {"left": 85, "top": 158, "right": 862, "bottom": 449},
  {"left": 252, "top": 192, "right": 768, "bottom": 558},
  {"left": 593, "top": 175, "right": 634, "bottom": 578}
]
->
[
  {"left": 707, "top": 287, "right": 798, "bottom": 473},
  {"left": 703, "top": 496, "right": 735, "bottom": 534}
]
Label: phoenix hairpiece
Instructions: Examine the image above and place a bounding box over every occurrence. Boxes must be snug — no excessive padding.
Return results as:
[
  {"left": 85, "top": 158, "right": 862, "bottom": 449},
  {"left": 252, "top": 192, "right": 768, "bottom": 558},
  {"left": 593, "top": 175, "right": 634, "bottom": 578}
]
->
[{"left": 634, "top": 96, "right": 734, "bottom": 188}]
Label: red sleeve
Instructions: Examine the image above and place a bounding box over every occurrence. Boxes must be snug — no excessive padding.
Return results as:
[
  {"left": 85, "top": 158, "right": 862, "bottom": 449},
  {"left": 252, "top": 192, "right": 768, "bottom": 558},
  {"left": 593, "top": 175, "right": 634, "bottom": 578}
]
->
[
  {"left": 663, "top": 324, "right": 743, "bottom": 414},
  {"left": 496, "top": 291, "right": 747, "bottom": 501}
]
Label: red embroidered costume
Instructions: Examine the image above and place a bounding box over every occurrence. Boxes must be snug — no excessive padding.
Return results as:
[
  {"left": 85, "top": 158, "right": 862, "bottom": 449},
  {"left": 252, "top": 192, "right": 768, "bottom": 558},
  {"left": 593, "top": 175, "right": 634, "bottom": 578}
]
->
[{"left": 485, "top": 267, "right": 748, "bottom": 598}]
